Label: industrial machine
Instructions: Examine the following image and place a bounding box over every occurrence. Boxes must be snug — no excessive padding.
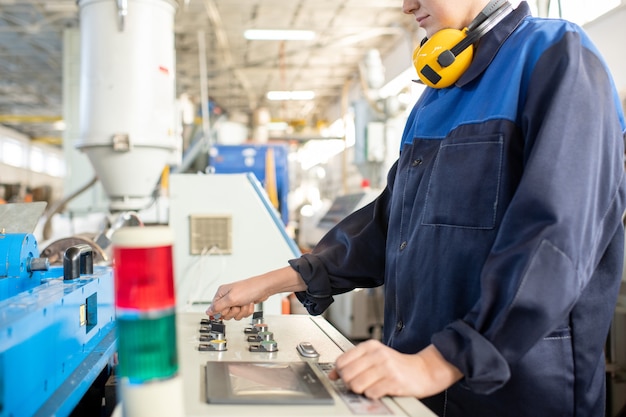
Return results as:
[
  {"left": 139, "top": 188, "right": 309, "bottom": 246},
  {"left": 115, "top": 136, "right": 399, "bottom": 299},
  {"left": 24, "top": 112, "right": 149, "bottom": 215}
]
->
[
  {"left": 326, "top": 287, "right": 385, "bottom": 342},
  {"left": 8, "top": 0, "right": 625, "bottom": 414},
  {"left": 298, "top": 190, "right": 380, "bottom": 250},
  {"left": 75, "top": 0, "right": 179, "bottom": 213},
  {"left": 11, "top": 1, "right": 306, "bottom": 414},
  {"left": 111, "top": 312, "right": 436, "bottom": 417},
  {"left": 0, "top": 202, "right": 116, "bottom": 416},
  {"left": 168, "top": 172, "right": 300, "bottom": 314}
]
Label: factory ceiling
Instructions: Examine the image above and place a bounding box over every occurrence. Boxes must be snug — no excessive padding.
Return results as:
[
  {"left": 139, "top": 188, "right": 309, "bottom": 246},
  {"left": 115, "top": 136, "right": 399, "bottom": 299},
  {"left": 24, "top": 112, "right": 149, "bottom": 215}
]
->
[{"left": 0, "top": 0, "right": 417, "bottom": 145}]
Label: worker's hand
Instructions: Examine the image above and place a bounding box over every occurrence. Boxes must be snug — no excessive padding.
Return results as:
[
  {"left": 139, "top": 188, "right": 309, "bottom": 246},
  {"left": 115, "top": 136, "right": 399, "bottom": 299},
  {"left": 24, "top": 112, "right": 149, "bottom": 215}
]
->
[
  {"left": 328, "top": 340, "right": 462, "bottom": 399},
  {"left": 206, "top": 278, "right": 267, "bottom": 320},
  {"left": 206, "top": 266, "right": 307, "bottom": 320}
]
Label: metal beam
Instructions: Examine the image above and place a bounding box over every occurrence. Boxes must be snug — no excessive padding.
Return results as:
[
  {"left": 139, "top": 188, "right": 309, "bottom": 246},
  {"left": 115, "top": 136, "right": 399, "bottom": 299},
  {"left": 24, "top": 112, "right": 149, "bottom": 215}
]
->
[{"left": 0, "top": 114, "right": 62, "bottom": 123}]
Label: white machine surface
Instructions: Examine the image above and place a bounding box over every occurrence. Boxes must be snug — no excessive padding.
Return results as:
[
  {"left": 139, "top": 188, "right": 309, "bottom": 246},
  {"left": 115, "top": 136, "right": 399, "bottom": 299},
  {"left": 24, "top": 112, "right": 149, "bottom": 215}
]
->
[
  {"left": 176, "top": 313, "right": 436, "bottom": 417},
  {"left": 169, "top": 173, "right": 301, "bottom": 314}
]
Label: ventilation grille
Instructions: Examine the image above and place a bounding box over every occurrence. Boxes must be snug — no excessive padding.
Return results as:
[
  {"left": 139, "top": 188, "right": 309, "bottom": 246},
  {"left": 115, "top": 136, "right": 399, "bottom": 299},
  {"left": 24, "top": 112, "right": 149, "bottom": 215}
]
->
[{"left": 189, "top": 214, "right": 232, "bottom": 255}]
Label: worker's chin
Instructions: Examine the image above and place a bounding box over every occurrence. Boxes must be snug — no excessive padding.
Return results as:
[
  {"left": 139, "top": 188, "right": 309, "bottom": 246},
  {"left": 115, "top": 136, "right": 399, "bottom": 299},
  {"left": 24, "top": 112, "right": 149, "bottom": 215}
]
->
[{"left": 421, "top": 27, "right": 439, "bottom": 39}]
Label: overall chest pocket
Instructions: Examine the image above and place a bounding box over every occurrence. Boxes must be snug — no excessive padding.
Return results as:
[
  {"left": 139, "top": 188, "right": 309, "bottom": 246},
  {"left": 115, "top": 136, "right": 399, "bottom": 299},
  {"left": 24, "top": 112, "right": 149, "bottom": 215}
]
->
[{"left": 422, "top": 135, "right": 503, "bottom": 229}]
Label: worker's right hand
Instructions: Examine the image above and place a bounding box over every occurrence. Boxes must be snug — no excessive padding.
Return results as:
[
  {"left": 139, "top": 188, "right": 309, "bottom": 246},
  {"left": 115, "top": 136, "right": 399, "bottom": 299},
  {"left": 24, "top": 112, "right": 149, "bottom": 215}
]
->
[
  {"left": 206, "top": 266, "right": 308, "bottom": 320},
  {"left": 206, "top": 278, "right": 266, "bottom": 320}
]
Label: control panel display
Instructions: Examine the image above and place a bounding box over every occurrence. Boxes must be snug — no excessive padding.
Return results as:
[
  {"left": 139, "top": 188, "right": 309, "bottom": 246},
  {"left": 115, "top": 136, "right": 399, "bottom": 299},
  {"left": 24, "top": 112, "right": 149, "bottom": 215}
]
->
[{"left": 205, "top": 361, "right": 333, "bottom": 405}]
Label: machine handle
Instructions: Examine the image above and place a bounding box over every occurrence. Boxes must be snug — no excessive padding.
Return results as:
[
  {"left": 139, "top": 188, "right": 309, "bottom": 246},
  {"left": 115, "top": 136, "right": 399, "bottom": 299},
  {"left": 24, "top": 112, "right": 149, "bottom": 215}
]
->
[
  {"left": 63, "top": 244, "right": 94, "bottom": 281},
  {"left": 28, "top": 257, "right": 50, "bottom": 272}
]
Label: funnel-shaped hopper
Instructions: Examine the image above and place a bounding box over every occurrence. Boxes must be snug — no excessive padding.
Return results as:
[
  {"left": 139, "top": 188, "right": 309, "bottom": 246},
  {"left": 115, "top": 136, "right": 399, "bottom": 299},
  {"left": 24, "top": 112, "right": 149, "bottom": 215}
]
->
[{"left": 77, "top": 0, "right": 179, "bottom": 212}]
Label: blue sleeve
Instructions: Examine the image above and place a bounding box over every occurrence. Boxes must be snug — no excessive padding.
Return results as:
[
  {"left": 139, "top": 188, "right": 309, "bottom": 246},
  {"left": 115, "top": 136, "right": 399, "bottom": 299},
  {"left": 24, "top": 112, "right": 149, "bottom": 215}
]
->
[
  {"left": 288, "top": 163, "right": 397, "bottom": 315},
  {"left": 432, "top": 30, "right": 626, "bottom": 393}
]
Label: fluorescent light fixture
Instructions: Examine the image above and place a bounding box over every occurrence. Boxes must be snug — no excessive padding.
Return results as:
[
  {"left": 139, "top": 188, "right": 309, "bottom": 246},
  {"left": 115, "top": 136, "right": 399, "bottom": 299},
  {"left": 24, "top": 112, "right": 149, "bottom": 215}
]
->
[
  {"left": 267, "top": 91, "right": 315, "bottom": 101},
  {"left": 244, "top": 29, "right": 316, "bottom": 41},
  {"left": 52, "top": 120, "right": 66, "bottom": 131},
  {"left": 267, "top": 122, "right": 289, "bottom": 131}
]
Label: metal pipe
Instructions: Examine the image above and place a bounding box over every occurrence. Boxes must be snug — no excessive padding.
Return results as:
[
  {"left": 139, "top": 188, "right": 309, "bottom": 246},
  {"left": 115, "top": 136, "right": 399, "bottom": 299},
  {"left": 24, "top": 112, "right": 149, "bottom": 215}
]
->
[{"left": 63, "top": 244, "right": 94, "bottom": 280}]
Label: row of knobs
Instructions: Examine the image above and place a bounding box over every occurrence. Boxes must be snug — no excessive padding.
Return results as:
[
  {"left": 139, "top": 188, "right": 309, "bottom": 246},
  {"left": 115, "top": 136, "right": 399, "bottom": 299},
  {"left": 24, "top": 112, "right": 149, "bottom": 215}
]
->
[
  {"left": 198, "top": 316, "right": 227, "bottom": 351},
  {"left": 197, "top": 311, "right": 278, "bottom": 352},
  {"left": 244, "top": 311, "right": 278, "bottom": 352}
]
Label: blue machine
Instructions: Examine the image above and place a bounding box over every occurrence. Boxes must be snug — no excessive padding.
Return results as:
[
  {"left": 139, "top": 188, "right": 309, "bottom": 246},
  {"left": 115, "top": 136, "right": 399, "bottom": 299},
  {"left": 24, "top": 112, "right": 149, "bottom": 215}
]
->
[{"left": 0, "top": 204, "right": 116, "bottom": 417}]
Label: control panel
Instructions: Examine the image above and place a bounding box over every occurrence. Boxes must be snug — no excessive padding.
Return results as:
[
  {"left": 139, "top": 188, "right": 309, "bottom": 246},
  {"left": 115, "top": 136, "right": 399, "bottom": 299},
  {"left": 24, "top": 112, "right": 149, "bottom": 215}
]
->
[{"left": 177, "top": 312, "right": 436, "bottom": 417}]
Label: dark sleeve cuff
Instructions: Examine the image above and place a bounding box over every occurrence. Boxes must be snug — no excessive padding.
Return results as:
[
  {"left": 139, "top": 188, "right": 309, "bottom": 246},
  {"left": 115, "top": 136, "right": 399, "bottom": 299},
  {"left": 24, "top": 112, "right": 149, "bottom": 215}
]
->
[
  {"left": 288, "top": 254, "right": 334, "bottom": 316},
  {"left": 432, "top": 320, "right": 511, "bottom": 395}
]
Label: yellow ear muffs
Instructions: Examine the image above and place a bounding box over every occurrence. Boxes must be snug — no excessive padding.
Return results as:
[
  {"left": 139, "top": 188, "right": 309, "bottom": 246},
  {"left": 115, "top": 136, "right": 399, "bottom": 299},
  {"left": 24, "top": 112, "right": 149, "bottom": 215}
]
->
[{"left": 413, "top": 28, "right": 474, "bottom": 89}]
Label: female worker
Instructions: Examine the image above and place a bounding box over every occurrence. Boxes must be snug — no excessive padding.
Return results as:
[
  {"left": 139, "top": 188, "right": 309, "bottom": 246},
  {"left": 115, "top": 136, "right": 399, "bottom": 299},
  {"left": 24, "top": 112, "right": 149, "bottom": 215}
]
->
[{"left": 207, "top": 1, "right": 626, "bottom": 415}]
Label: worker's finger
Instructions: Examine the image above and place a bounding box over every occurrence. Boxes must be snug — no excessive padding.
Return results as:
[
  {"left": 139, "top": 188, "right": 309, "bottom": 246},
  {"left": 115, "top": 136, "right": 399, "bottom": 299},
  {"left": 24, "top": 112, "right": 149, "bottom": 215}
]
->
[
  {"left": 207, "top": 284, "right": 236, "bottom": 316},
  {"left": 328, "top": 368, "right": 340, "bottom": 381},
  {"left": 232, "top": 303, "right": 255, "bottom": 320},
  {"left": 335, "top": 339, "right": 380, "bottom": 370},
  {"left": 334, "top": 340, "right": 384, "bottom": 388}
]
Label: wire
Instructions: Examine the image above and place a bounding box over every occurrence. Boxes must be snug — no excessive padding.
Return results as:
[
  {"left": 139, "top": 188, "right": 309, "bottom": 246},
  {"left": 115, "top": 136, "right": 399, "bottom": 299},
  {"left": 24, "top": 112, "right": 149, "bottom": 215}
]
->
[
  {"left": 176, "top": 245, "right": 229, "bottom": 309},
  {"left": 41, "top": 176, "right": 98, "bottom": 240}
]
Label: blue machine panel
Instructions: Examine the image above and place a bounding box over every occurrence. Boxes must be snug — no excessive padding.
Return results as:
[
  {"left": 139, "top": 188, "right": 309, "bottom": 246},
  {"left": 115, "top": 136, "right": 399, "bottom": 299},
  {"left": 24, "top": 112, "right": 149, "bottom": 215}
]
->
[
  {"left": 0, "top": 240, "right": 116, "bottom": 417},
  {"left": 0, "top": 233, "right": 43, "bottom": 299}
]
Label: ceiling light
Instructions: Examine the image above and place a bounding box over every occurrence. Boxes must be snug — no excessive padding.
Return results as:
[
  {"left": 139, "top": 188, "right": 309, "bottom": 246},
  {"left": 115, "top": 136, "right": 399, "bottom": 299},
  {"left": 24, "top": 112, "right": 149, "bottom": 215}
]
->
[
  {"left": 266, "top": 91, "right": 315, "bottom": 101},
  {"left": 53, "top": 120, "right": 66, "bottom": 131},
  {"left": 267, "top": 122, "right": 289, "bottom": 131},
  {"left": 244, "top": 29, "right": 316, "bottom": 41}
]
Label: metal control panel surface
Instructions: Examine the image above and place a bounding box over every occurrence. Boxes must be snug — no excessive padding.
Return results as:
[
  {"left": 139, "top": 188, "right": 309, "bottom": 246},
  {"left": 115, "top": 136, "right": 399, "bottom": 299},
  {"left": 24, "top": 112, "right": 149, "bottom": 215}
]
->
[{"left": 177, "top": 313, "right": 436, "bottom": 417}]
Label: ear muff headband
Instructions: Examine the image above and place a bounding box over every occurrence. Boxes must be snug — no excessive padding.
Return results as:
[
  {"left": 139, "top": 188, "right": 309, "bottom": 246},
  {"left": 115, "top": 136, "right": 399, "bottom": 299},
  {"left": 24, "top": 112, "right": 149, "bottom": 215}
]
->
[{"left": 413, "top": 0, "right": 511, "bottom": 89}]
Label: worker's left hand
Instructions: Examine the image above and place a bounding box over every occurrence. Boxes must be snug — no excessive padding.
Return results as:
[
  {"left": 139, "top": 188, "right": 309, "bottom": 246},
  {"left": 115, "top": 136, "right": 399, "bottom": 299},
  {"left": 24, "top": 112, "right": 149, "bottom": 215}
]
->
[{"left": 328, "top": 340, "right": 463, "bottom": 399}]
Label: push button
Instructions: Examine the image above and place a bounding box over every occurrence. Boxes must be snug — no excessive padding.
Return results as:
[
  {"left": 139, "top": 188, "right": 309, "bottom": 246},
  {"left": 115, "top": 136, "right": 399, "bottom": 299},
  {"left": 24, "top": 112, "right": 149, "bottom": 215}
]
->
[
  {"left": 249, "top": 340, "right": 278, "bottom": 352},
  {"left": 244, "top": 322, "right": 268, "bottom": 334},
  {"left": 199, "top": 339, "right": 227, "bottom": 351},
  {"left": 247, "top": 331, "right": 274, "bottom": 343}
]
